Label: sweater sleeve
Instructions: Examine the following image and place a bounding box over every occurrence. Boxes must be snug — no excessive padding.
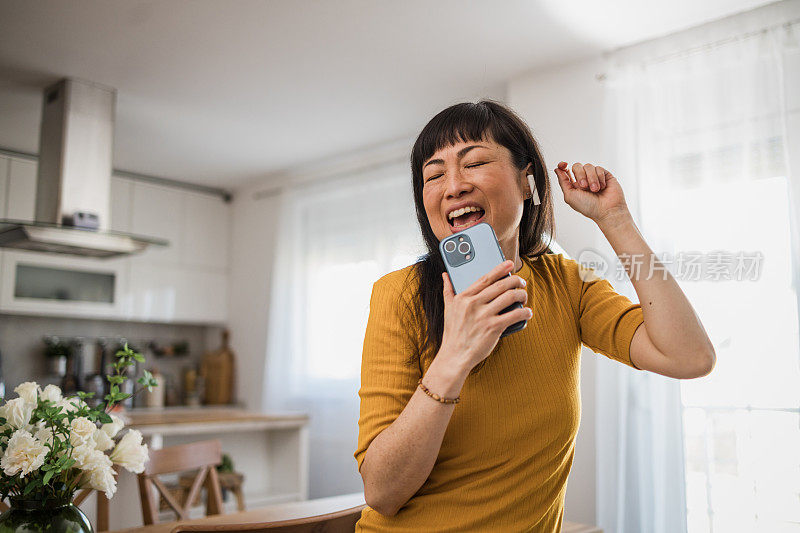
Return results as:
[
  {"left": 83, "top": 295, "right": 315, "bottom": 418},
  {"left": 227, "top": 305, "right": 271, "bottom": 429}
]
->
[
  {"left": 559, "top": 255, "right": 645, "bottom": 370},
  {"left": 354, "top": 273, "right": 422, "bottom": 473}
]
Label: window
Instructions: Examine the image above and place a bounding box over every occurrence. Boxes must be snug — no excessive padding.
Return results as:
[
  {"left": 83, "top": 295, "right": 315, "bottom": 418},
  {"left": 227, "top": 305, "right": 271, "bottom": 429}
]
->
[{"left": 649, "top": 152, "right": 800, "bottom": 531}]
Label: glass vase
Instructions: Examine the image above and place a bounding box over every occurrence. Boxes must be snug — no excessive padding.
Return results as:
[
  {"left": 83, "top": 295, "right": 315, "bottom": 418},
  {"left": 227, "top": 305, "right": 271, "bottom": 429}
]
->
[{"left": 0, "top": 495, "right": 93, "bottom": 533}]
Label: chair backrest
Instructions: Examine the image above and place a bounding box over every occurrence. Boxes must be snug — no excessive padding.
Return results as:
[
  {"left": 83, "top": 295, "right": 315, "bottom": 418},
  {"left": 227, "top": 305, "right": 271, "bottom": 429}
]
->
[
  {"left": 137, "top": 439, "right": 224, "bottom": 525},
  {"left": 171, "top": 504, "right": 367, "bottom": 533}
]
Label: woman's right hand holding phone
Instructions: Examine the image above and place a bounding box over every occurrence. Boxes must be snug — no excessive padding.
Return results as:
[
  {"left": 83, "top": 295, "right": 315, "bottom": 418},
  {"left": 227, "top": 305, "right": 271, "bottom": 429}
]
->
[{"left": 440, "top": 259, "right": 532, "bottom": 373}]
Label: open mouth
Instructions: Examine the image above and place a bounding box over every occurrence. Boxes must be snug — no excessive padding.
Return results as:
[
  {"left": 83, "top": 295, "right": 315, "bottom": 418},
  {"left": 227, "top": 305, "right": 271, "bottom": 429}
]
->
[{"left": 448, "top": 208, "right": 486, "bottom": 233}]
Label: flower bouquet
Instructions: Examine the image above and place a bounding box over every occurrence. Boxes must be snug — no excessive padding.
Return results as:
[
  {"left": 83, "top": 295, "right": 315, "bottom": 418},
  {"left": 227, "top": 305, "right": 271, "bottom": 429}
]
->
[{"left": 0, "top": 343, "right": 158, "bottom": 532}]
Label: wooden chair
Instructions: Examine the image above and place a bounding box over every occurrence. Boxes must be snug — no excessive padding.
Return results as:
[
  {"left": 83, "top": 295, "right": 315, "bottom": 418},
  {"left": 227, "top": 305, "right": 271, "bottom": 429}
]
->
[
  {"left": 171, "top": 504, "right": 367, "bottom": 533},
  {"left": 137, "top": 439, "right": 225, "bottom": 525},
  {"left": 179, "top": 470, "right": 246, "bottom": 512}
]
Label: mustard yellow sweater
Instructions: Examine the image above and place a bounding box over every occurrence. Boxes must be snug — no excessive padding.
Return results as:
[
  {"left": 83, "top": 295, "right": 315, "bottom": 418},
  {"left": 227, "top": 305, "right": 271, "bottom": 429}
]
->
[{"left": 354, "top": 253, "right": 645, "bottom": 532}]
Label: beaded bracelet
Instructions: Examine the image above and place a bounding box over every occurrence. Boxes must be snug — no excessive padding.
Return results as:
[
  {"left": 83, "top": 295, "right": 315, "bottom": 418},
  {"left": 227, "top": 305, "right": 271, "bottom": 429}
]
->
[{"left": 418, "top": 378, "right": 460, "bottom": 404}]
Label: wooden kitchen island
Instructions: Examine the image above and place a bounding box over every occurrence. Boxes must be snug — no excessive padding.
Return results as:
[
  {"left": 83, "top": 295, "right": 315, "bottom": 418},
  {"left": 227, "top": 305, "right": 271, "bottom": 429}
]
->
[{"left": 78, "top": 406, "right": 310, "bottom": 531}]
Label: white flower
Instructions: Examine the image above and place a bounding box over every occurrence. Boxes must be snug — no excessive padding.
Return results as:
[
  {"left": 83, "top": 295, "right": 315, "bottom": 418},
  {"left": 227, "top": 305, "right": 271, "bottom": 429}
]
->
[
  {"left": 101, "top": 414, "right": 125, "bottom": 439},
  {"left": 56, "top": 397, "right": 86, "bottom": 414},
  {"left": 40, "top": 384, "right": 63, "bottom": 404},
  {"left": 85, "top": 461, "right": 116, "bottom": 498},
  {"left": 0, "top": 398, "right": 34, "bottom": 429},
  {"left": 33, "top": 426, "right": 56, "bottom": 447},
  {"left": 69, "top": 417, "right": 97, "bottom": 446},
  {"left": 91, "top": 429, "right": 114, "bottom": 452},
  {"left": 0, "top": 429, "right": 47, "bottom": 477},
  {"left": 14, "top": 382, "right": 40, "bottom": 405},
  {"left": 70, "top": 443, "right": 97, "bottom": 469},
  {"left": 74, "top": 445, "right": 117, "bottom": 498},
  {"left": 109, "top": 429, "right": 148, "bottom": 474}
]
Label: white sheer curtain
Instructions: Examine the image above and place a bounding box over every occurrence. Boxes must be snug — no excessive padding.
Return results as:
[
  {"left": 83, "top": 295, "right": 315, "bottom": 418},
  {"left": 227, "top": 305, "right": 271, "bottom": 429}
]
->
[
  {"left": 263, "top": 160, "right": 425, "bottom": 498},
  {"left": 599, "top": 10, "right": 799, "bottom": 533}
]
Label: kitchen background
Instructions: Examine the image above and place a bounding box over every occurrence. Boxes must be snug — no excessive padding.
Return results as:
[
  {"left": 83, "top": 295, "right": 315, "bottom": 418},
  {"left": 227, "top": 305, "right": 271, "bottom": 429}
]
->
[{"left": 1, "top": 1, "right": 799, "bottom": 532}]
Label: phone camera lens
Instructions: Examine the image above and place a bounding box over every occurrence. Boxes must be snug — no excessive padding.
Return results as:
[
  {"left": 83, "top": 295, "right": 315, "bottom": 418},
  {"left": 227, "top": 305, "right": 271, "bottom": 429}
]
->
[
  {"left": 458, "top": 242, "right": 471, "bottom": 254},
  {"left": 444, "top": 240, "right": 456, "bottom": 253}
]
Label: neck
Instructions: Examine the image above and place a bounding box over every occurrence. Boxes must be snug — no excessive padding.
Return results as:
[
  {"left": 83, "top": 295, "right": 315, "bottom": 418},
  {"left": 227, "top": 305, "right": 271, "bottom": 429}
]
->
[{"left": 499, "top": 231, "right": 523, "bottom": 273}]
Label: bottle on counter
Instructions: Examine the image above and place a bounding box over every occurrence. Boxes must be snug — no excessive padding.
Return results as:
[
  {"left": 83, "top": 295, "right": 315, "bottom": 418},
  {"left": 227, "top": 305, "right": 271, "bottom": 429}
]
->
[
  {"left": 60, "top": 339, "right": 81, "bottom": 396},
  {"left": 143, "top": 367, "right": 165, "bottom": 408},
  {"left": 83, "top": 339, "right": 108, "bottom": 408}
]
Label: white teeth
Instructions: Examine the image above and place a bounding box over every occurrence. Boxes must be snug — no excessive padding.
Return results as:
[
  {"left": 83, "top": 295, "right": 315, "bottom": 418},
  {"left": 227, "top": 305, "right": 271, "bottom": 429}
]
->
[{"left": 447, "top": 205, "right": 483, "bottom": 220}]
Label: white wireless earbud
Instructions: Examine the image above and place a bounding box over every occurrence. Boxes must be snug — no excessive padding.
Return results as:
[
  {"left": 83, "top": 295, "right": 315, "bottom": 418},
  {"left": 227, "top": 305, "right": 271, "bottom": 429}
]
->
[{"left": 526, "top": 174, "right": 541, "bottom": 205}]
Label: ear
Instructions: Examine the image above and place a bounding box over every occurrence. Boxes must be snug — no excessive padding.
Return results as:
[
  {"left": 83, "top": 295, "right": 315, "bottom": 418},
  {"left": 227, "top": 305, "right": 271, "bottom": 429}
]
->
[{"left": 521, "top": 164, "right": 541, "bottom": 206}]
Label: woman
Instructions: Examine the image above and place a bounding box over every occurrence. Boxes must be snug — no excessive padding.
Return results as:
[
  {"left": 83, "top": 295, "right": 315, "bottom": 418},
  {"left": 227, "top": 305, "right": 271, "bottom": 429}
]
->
[{"left": 353, "top": 100, "right": 715, "bottom": 532}]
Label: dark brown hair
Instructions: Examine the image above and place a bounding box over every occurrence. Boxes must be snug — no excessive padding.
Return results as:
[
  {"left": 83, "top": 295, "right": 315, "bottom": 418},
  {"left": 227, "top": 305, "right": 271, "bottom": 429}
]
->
[{"left": 407, "top": 99, "right": 555, "bottom": 373}]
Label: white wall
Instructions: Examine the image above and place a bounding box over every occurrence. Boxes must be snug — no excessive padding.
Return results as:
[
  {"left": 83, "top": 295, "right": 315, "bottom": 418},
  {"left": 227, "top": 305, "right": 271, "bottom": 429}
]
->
[
  {"left": 508, "top": 54, "right": 614, "bottom": 527},
  {"left": 227, "top": 183, "right": 282, "bottom": 411}
]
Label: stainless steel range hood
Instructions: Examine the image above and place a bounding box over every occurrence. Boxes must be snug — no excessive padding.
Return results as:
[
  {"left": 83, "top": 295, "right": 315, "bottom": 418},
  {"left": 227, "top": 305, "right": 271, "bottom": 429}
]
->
[{"left": 0, "top": 78, "right": 167, "bottom": 258}]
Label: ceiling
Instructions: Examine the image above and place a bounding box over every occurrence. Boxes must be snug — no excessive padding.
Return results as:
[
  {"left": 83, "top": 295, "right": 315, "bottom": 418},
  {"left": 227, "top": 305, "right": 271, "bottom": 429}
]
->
[{"left": 0, "top": 0, "right": 776, "bottom": 190}]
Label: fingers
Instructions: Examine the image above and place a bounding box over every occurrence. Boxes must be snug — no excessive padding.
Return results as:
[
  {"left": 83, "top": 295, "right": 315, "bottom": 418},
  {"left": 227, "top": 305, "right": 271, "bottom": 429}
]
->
[
  {"left": 596, "top": 166, "right": 607, "bottom": 189},
  {"left": 554, "top": 161, "right": 576, "bottom": 194},
  {"left": 442, "top": 272, "right": 454, "bottom": 302},
  {"left": 461, "top": 260, "right": 514, "bottom": 297},
  {"left": 485, "top": 287, "right": 528, "bottom": 316},
  {"left": 584, "top": 164, "right": 603, "bottom": 192},
  {"left": 476, "top": 272, "right": 526, "bottom": 304},
  {"left": 574, "top": 162, "right": 602, "bottom": 191},
  {"left": 491, "top": 305, "right": 533, "bottom": 332},
  {"left": 562, "top": 162, "right": 610, "bottom": 192}
]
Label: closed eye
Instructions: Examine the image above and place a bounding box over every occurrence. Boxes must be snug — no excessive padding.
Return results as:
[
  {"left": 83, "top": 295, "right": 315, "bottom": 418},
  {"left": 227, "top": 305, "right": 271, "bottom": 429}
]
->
[{"left": 425, "top": 162, "right": 487, "bottom": 182}]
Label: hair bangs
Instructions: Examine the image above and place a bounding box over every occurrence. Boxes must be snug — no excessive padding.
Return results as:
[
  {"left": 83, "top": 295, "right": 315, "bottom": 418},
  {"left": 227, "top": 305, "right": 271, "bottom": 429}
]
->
[{"left": 413, "top": 104, "right": 495, "bottom": 176}]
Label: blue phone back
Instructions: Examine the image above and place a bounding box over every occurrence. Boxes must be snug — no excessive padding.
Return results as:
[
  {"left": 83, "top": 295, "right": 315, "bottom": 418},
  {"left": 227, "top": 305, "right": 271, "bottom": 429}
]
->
[{"left": 439, "top": 222, "right": 507, "bottom": 294}]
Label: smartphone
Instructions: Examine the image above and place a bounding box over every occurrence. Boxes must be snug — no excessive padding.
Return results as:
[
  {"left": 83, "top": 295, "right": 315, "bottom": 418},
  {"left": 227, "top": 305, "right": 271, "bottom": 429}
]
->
[{"left": 439, "top": 221, "right": 527, "bottom": 338}]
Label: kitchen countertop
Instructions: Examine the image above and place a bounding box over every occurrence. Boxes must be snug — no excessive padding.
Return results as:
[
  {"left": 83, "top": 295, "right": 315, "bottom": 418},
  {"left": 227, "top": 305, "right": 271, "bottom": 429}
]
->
[{"left": 121, "top": 406, "right": 309, "bottom": 436}]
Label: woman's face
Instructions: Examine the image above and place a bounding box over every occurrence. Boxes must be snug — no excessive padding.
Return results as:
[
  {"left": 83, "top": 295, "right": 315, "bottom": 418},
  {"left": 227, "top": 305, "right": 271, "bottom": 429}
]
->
[{"left": 421, "top": 138, "right": 531, "bottom": 247}]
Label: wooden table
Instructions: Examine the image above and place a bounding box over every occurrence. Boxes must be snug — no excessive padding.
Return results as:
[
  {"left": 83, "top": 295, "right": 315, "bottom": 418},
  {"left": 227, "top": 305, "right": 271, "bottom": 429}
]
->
[
  {"left": 115, "top": 493, "right": 365, "bottom": 533},
  {"left": 114, "top": 492, "right": 603, "bottom": 533}
]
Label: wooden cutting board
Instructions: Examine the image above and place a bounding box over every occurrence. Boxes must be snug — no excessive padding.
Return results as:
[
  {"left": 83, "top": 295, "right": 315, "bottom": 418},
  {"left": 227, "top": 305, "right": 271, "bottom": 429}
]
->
[{"left": 200, "top": 329, "right": 236, "bottom": 405}]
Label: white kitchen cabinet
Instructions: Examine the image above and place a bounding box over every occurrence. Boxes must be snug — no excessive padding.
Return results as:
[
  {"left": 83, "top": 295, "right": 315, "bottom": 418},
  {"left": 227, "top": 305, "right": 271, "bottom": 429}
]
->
[
  {"left": 182, "top": 190, "right": 229, "bottom": 271},
  {"left": 0, "top": 156, "right": 9, "bottom": 218},
  {"left": 130, "top": 181, "right": 184, "bottom": 265},
  {"left": 0, "top": 156, "right": 8, "bottom": 303},
  {"left": 124, "top": 180, "right": 229, "bottom": 324},
  {"left": 125, "top": 264, "right": 227, "bottom": 324},
  {"left": 109, "top": 175, "right": 133, "bottom": 233},
  {"left": 7, "top": 158, "right": 36, "bottom": 221},
  {"left": 124, "top": 264, "right": 180, "bottom": 322},
  {"left": 173, "top": 268, "right": 227, "bottom": 323},
  {"left": 0, "top": 159, "right": 229, "bottom": 325}
]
